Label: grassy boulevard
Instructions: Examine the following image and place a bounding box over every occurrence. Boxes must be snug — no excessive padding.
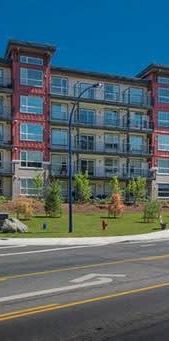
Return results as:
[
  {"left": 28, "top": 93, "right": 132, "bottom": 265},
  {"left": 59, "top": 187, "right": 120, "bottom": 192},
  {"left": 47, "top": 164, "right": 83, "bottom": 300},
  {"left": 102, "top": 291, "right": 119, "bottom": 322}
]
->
[{"left": 0, "top": 211, "right": 167, "bottom": 238}]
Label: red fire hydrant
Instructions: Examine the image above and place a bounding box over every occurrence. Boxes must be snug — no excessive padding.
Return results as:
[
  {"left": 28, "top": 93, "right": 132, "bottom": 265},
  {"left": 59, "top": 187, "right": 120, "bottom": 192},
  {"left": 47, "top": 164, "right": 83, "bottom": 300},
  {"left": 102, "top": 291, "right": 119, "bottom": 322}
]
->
[{"left": 102, "top": 220, "right": 108, "bottom": 230}]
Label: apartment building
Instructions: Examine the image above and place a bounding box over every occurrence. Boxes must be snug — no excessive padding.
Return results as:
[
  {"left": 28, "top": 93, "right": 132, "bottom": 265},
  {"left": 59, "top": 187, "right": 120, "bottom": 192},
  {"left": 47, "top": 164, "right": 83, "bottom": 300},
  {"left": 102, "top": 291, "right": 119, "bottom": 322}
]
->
[{"left": 0, "top": 39, "right": 166, "bottom": 200}]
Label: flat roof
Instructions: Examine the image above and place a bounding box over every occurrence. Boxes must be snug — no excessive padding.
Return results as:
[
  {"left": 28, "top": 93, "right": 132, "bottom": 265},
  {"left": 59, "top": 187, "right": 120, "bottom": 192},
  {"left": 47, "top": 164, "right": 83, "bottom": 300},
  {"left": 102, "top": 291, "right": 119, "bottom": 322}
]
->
[
  {"left": 51, "top": 66, "right": 150, "bottom": 86},
  {"left": 5, "top": 39, "right": 56, "bottom": 59}
]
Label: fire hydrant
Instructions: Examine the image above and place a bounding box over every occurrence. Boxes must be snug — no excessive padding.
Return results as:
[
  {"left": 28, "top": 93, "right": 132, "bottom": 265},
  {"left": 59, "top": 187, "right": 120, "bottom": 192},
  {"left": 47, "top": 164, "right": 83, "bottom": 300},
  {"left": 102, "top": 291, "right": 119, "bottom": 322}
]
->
[{"left": 102, "top": 220, "right": 108, "bottom": 230}]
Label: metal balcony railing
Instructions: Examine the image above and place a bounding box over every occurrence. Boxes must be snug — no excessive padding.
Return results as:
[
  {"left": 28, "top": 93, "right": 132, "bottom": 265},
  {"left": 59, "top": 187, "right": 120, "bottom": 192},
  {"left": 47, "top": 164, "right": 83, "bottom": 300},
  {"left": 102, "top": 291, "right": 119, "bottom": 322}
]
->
[
  {"left": 0, "top": 106, "right": 11, "bottom": 119},
  {"left": 0, "top": 77, "right": 12, "bottom": 89},
  {"left": 0, "top": 162, "right": 14, "bottom": 174}
]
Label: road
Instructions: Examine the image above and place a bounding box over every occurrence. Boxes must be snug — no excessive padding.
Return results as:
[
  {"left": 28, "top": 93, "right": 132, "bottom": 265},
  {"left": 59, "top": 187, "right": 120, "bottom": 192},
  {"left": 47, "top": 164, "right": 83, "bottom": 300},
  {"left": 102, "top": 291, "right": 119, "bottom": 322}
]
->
[{"left": 1, "top": 239, "right": 169, "bottom": 340}]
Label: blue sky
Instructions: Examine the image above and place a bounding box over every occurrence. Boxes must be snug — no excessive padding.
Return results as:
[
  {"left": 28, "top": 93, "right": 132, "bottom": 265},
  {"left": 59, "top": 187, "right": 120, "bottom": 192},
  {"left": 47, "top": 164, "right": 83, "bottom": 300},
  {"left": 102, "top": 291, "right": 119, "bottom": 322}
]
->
[{"left": 0, "top": 0, "right": 169, "bottom": 76}]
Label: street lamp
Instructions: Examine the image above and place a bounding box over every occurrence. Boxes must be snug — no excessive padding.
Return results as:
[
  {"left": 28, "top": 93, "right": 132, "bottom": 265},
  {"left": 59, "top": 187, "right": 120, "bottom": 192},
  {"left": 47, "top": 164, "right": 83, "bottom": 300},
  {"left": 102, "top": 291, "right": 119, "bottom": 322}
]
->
[{"left": 68, "top": 82, "right": 102, "bottom": 233}]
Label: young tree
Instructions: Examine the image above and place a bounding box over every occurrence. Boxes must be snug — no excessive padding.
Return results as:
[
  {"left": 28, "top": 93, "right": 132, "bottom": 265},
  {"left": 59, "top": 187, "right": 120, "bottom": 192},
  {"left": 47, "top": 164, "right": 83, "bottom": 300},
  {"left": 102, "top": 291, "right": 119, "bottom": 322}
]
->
[
  {"left": 127, "top": 177, "right": 147, "bottom": 203},
  {"left": 33, "top": 173, "right": 44, "bottom": 199},
  {"left": 74, "top": 172, "right": 92, "bottom": 203},
  {"left": 108, "top": 193, "right": 124, "bottom": 218},
  {"left": 44, "top": 180, "right": 62, "bottom": 217},
  {"left": 110, "top": 176, "right": 121, "bottom": 195}
]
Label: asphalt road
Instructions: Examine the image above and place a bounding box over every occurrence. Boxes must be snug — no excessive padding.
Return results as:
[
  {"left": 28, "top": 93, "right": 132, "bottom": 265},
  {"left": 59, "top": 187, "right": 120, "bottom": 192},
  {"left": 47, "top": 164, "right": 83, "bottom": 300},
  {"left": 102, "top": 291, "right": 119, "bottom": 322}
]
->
[{"left": 1, "top": 240, "right": 169, "bottom": 340}]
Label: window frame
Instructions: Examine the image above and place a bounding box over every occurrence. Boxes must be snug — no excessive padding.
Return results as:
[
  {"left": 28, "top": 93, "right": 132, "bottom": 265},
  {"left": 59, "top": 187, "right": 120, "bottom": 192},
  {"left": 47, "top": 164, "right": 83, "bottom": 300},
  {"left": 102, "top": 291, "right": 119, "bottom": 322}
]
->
[
  {"left": 20, "top": 178, "right": 42, "bottom": 196},
  {"left": 20, "top": 95, "right": 43, "bottom": 114},
  {"left": 20, "top": 150, "right": 43, "bottom": 168},
  {"left": 20, "top": 55, "right": 43, "bottom": 66},
  {"left": 20, "top": 123, "right": 43, "bottom": 142},
  {"left": 51, "top": 76, "right": 68, "bottom": 95},
  {"left": 20, "top": 68, "right": 43, "bottom": 87}
]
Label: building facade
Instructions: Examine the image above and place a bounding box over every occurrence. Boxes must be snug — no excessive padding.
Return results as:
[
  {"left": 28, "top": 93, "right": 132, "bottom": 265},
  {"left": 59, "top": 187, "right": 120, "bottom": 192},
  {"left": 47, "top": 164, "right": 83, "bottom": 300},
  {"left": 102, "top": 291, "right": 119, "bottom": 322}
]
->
[{"left": 0, "top": 39, "right": 167, "bottom": 199}]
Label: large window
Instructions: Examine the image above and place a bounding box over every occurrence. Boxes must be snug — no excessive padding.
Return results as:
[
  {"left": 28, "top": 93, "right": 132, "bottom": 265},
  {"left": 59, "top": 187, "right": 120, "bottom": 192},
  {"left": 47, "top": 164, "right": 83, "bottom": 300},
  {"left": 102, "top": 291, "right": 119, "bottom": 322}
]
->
[
  {"left": 75, "top": 83, "right": 95, "bottom": 99},
  {"left": 129, "top": 136, "right": 143, "bottom": 152},
  {"left": 129, "top": 160, "right": 142, "bottom": 176},
  {"left": 20, "top": 151, "right": 43, "bottom": 168},
  {"left": 79, "top": 135, "right": 94, "bottom": 151},
  {"left": 158, "top": 184, "right": 169, "bottom": 198},
  {"left": 51, "top": 129, "right": 68, "bottom": 146},
  {"left": 158, "top": 159, "right": 169, "bottom": 174},
  {"left": 80, "top": 159, "right": 95, "bottom": 176},
  {"left": 128, "top": 88, "right": 144, "bottom": 105},
  {"left": 104, "top": 134, "right": 119, "bottom": 151},
  {"left": 158, "top": 111, "right": 169, "bottom": 128},
  {"left": 51, "top": 76, "right": 68, "bottom": 95},
  {"left": 105, "top": 159, "right": 119, "bottom": 177},
  {"left": 51, "top": 103, "right": 68, "bottom": 121},
  {"left": 20, "top": 123, "right": 43, "bottom": 142},
  {"left": 51, "top": 154, "right": 67, "bottom": 175},
  {"left": 158, "top": 135, "right": 169, "bottom": 151},
  {"left": 20, "top": 68, "right": 43, "bottom": 87},
  {"left": 104, "top": 84, "right": 120, "bottom": 101},
  {"left": 78, "top": 109, "right": 95, "bottom": 124},
  {"left": 104, "top": 111, "right": 119, "bottom": 126},
  {"left": 20, "top": 56, "right": 43, "bottom": 65},
  {"left": 158, "top": 76, "right": 169, "bottom": 85},
  {"left": 158, "top": 88, "right": 169, "bottom": 103},
  {"left": 20, "top": 95, "right": 43, "bottom": 114},
  {"left": 20, "top": 178, "right": 41, "bottom": 196}
]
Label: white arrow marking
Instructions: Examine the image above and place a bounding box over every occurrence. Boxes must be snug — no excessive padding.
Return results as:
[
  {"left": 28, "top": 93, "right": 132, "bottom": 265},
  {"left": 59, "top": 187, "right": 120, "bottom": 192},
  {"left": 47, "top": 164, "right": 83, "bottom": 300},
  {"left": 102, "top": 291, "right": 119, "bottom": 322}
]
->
[
  {"left": 0, "top": 273, "right": 126, "bottom": 304},
  {"left": 71, "top": 273, "right": 126, "bottom": 283}
]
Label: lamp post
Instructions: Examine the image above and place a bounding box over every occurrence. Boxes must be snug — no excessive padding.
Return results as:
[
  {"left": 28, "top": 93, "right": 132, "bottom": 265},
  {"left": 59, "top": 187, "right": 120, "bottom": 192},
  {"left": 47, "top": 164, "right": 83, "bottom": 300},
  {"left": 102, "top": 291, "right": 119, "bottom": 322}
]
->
[{"left": 68, "top": 82, "right": 102, "bottom": 233}]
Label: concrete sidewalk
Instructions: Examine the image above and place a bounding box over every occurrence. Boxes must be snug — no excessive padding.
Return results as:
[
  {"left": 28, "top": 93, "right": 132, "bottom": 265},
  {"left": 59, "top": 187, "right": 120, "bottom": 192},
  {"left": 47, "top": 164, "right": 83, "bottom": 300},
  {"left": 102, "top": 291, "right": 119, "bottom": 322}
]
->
[{"left": 1, "top": 230, "right": 169, "bottom": 246}]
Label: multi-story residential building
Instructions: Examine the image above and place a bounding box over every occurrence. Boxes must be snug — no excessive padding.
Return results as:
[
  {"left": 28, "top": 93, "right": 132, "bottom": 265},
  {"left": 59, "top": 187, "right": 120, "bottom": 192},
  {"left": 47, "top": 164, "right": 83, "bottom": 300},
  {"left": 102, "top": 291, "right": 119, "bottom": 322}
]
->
[{"left": 0, "top": 39, "right": 166, "bottom": 200}]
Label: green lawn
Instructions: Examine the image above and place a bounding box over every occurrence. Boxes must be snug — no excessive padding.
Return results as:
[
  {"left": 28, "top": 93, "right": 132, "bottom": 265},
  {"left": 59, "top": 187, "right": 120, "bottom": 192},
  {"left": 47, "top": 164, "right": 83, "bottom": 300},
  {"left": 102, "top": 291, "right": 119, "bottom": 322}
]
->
[{"left": 1, "top": 211, "right": 168, "bottom": 238}]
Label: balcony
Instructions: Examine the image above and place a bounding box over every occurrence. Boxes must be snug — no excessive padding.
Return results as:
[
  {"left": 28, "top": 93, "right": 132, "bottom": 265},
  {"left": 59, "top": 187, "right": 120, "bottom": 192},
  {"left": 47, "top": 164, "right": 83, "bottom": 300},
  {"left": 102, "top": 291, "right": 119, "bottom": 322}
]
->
[
  {"left": 0, "top": 162, "right": 14, "bottom": 175},
  {"left": 0, "top": 106, "right": 11, "bottom": 120},
  {"left": 49, "top": 164, "right": 154, "bottom": 180},
  {"left": 0, "top": 139, "right": 11, "bottom": 149},
  {"left": 0, "top": 77, "right": 12, "bottom": 90}
]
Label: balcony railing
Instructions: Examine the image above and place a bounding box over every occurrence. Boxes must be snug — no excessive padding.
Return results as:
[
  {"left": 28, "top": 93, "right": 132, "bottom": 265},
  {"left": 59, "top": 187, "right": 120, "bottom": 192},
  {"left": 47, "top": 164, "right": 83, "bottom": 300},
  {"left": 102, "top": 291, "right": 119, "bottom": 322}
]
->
[
  {"left": 0, "top": 77, "right": 12, "bottom": 89},
  {"left": 49, "top": 164, "right": 154, "bottom": 179},
  {"left": 0, "top": 162, "right": 14, "bottom": 174},
  {"left": 0, "top": 106, "right": 11, "bottom": 119}
]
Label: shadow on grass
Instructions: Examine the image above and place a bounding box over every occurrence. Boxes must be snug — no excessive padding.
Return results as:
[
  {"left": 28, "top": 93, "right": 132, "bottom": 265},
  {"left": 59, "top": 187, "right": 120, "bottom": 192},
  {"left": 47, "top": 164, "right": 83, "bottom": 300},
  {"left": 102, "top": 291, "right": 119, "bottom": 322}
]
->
[
  {"left": 152, "top": 227, "right": 162, "bottom": 231},
  {"left": 100, "top": 216, "right": 117, "bottom": 219}
]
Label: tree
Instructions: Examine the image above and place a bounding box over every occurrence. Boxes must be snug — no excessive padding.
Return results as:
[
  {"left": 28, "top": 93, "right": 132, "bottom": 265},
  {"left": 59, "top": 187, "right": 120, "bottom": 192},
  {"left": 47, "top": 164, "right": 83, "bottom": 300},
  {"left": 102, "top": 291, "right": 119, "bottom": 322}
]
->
[
  {"left": 127, "top": 177, "right": 147, "bottom": 203},
  {"left": 44, "top": 180, "right": 62, "bottom": 217},
  {"left": 74, "top": 172, "right": 92, "bottom": 203},
  {"left": 108, "top": 193, "right": 124, "bottom": 218},
  {"left": 110, "top": 176, "right": 121, "bottom": 195},
  {"left": 33, "top": 173, "right": 44, "bottom": 199},
  {"left": 143, "top": 200, "right": 160, "bottom": 223}
]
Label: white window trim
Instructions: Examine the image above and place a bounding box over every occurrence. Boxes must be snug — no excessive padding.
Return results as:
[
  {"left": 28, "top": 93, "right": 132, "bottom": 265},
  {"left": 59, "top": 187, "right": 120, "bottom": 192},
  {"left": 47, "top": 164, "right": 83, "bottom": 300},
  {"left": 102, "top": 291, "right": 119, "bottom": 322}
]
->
[{"left": 20, "top": 68, "right": 43, "bottom": 88}]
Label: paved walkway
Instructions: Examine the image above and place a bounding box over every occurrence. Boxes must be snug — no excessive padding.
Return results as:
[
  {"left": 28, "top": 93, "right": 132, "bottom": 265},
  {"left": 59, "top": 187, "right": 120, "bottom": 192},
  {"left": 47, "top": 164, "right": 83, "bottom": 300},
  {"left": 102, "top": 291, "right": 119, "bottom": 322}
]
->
[{"left": 1, "top": 230, "right": 169, "bottom": 246}]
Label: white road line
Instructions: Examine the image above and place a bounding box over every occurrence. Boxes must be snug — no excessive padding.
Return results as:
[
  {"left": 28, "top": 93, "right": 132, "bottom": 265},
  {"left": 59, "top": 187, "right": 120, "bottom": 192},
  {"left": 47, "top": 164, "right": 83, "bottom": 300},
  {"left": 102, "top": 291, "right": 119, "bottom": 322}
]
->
[
  {"left": 140, "top": 244, "right": 156, "bottom": 247},
  {"left": 0, "top": 245, "right": 99, "bottom": 257},
  {"left": 0, "top": 245, "right": 26, "bottom": 250},
  {"left": 0, "top": 274, "right": 126, "bottom": 303}
]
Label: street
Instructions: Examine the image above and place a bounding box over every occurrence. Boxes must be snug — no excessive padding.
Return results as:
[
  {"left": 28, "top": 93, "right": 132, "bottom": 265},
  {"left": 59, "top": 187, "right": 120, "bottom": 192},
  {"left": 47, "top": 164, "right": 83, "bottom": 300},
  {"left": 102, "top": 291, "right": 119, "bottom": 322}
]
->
[{"left": 1, "top": 239, "right": 169, "bottom": 340}]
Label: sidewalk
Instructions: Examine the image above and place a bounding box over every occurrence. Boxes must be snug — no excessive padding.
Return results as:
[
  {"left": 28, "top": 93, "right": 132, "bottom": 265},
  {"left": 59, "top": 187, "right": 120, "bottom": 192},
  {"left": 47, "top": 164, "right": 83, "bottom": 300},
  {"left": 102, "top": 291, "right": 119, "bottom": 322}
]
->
[{"left": 1, "top": 230, "right": 169, "bottom": 246}]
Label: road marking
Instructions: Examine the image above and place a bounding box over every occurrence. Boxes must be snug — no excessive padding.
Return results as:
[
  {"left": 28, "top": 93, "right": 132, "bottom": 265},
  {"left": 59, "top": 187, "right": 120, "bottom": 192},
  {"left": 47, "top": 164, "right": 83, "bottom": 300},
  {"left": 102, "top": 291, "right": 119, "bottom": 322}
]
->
[
  {"left": 1, "top": 280, "right": 169, "bottom": 322},
  {"left": 0, "top": 245, "right": 98, "bottom": 257},
  {"left": 0, "top": 273, "right": 126, "bottom": 303},
  {"left": 140, "top": 244, "right": 156, "bottom": 247},
  {"left": 0, "top": 245, "right": 26, "bottom": 250},
  {"left": 1, "top": 253, "right": 169, "bottom": 282}
]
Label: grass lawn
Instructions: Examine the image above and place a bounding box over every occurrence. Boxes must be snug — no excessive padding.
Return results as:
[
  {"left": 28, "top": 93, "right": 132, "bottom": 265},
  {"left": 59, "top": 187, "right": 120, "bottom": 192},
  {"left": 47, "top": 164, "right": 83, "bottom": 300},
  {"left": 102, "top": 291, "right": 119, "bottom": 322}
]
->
[{"left": 0, "top": 211, "right": 168, "bottom": 238}]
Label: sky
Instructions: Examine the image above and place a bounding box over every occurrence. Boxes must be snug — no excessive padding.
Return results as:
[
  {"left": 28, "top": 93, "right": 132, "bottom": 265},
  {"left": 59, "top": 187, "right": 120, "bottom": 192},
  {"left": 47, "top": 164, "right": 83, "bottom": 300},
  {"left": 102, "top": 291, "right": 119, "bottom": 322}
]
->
[{"left": 1, "top": 0, "right": 169, "bottom": 76}]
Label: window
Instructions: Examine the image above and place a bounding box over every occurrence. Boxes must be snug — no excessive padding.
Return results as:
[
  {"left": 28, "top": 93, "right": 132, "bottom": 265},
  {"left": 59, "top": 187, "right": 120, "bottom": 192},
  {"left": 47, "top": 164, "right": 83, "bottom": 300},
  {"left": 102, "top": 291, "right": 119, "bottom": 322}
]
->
[
  {"left": 128, "top": 88, "right": 144, "bottom": 105},
  {"left": 0, "top": 124, "right": 3, "bottom": 140},
  {"left": 158, "top": 159, "right": 169, "bottom": 174},
  {"left": 158, "top": 111, "right": 169, "bottom": 127},
  {"left": 51, "top": 154, "right": 67, "bottom": 175},
  {"left": 0, "top": 69, "right": 3, "bottom": 85},
  {"left": 75, "top": 83, "right": 95, "bottom": 99},
  {"left": 20, "top": 68, "right": 43, "bottom": 87},
  {"left": 129, "top": 160, "right": 142, "bottom": 176},
  {"left": 158, "top": 135, "right": 169, "bottom": 151},
  {"left": 20, "top": 95, "right": 43, "bottom": 114},
  {"left": 51, "top": 76, "right": 68, "bottom": 95},
  {"left": 51, "top": 129, "right": 68, "bottom": 146},
  {"left": 20, "top": 56, "right": 43, "bottom": 65},
  {"left": 0, "top": 151, "right": 3, "bottom": 168},
  {"left": 80, "top": 160, "right": 95, "bottom": 176},
  {"left": 78, "top": 109, "right": 95, "bottom": 124},
  {"left": 20, "top": 151, "right": 43, "bottom": 168},
  {"left": 105, "top": 159, "right": 119, "bottom": 176},
  {"left": 158, "top": 88, "right": 169, "bottom": 103},
  {"left": 129, "top": 136, "right": 143, "bottom": 152},
  {"left": 79, "top": 135, "right": 94, "bottom": 151},
  {"left": 104, "top": 84, "right": 120, "bottom": 101},
  {"left": 158, "top": 76, "right": 169, "bottom": 85},
  {"left": 51, "top": 103, "right": 68, "bottom": 121},
  {"left": 0, "top": 97, "right": 3, "bottom": 115},
  {"left": 20, "top": 178, "right": 41, "bottom": 196},
  {"left": 104, "top": 134, "right": 119, "bottom": 151},
  {"left": 104, "top": 111, "right": 119, "bottom": 126},
  {"left": 20, "top": 123, "right": 43, "bottom": 142},
  {"left": 158, "top": 184, "right": 169, "bottom": 198}
]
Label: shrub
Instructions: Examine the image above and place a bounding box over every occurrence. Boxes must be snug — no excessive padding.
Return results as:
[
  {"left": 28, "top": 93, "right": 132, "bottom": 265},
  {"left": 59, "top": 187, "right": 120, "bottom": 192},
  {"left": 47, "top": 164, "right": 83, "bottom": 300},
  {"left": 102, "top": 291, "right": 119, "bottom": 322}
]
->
[
  {"left": 110, "top": 176, "right": 121, "bottom": 194},
  {"left": 33, "top": 174, "right": 43, "bottom": 199},
  {"left": 44, "top": 180, "right": 62, "bottom": 217},
  {"left": 74, "top": 172, "right": 92, "bottom": 203},
  {"left": 13, "top": 197, "right": 33, "bottom": 220},
  {"left": 143, "top": 200, "right": 160, "bottom": 223},
  {"left": 108, "top": 193, "right": 124, "bottom": 218}
]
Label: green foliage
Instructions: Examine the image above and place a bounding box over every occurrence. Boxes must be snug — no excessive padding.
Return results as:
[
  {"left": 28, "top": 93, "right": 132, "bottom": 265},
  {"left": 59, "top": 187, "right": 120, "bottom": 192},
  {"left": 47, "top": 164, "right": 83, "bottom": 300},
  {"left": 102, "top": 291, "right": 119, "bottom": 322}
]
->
[
  {"left": 110, "top": 176, "right": 121, "bottom": 194},
  {"left": 0, "top": 195, "right": 8, "bottom": 204},
  {"left": 74, "top": 172, "right": 92, "bottom": 203},
  {"left": 44, "top": 180, "right": 62, "bottom": 217},
  {"left": 33, "top": 174, "right": 44, "bottom": 199},
  {"left": 127, "top": 177, "right": 147, "bottom": 203},
  {"left": 143, "top": 200, "right": 160, "bottom": 223}
]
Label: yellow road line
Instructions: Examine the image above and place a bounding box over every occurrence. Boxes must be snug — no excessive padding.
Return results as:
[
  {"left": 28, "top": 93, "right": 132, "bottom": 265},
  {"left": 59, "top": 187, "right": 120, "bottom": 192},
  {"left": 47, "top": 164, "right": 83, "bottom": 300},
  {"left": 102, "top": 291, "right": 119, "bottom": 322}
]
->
[
  {"left": 1, "top": 281, "right": 169, "bottom": 322},
  {"left": 1, "top": 253, "right": 169, "bottom": 282}
]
